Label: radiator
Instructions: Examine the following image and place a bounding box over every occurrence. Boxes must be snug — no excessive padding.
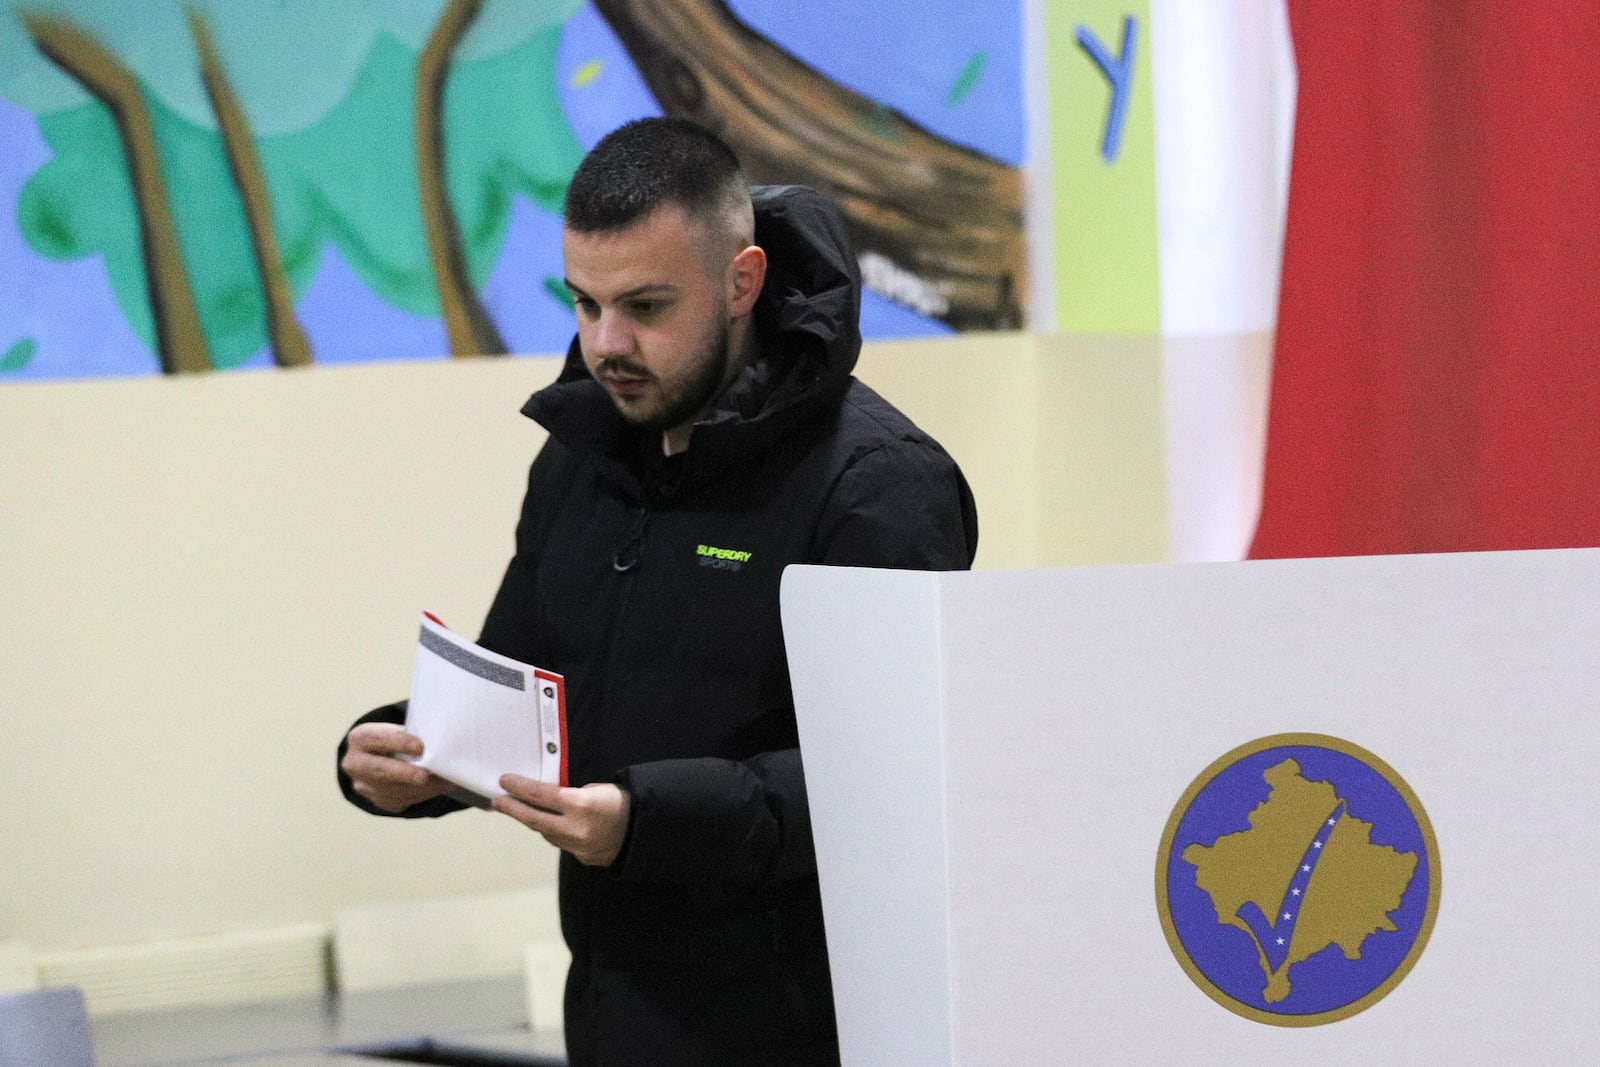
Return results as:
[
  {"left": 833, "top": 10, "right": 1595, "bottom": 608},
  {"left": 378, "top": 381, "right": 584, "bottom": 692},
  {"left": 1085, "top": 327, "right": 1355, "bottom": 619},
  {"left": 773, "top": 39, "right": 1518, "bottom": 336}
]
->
[{"left": 34, "top": 923, "right": 331, "bottom": 1015}]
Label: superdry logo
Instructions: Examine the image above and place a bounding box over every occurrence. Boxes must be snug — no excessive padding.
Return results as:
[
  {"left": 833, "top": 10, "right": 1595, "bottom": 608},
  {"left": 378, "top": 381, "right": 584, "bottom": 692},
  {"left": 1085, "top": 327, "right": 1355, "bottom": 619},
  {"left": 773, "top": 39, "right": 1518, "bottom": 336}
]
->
[{"left": 696, "top": 543, "right": 752, "bottom": 572}]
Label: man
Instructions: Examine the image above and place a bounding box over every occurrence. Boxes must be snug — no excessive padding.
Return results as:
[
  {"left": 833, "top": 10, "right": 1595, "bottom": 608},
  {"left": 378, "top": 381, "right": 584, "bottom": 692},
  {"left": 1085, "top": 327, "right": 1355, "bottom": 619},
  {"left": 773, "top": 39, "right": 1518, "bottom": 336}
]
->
[{"left": 337, "top": 118, "right": 977, "bottom": 1066}]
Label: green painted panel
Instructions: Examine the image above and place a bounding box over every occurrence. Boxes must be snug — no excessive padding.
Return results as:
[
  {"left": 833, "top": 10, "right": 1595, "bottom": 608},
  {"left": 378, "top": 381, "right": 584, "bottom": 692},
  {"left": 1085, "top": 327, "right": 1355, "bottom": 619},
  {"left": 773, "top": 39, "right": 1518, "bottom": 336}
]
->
[{"left": 1046, "top": 0, "right": 1159, "bottom": 334}]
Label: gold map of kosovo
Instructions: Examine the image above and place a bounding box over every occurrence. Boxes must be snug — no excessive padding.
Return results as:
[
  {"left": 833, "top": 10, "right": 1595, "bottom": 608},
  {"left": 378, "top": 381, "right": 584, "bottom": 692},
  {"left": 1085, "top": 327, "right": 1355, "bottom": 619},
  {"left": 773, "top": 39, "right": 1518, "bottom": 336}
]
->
[{"left": 1182, "top": 759, "right": 1417, "bottom": 1002}]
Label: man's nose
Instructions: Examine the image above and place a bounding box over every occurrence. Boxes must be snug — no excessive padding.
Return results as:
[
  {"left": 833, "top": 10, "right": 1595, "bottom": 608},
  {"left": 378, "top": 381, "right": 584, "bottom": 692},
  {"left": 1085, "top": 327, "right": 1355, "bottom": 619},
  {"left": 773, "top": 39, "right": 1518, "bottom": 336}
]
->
[{"left": 590, "top": 309, "right": 634, "bottom": 357}]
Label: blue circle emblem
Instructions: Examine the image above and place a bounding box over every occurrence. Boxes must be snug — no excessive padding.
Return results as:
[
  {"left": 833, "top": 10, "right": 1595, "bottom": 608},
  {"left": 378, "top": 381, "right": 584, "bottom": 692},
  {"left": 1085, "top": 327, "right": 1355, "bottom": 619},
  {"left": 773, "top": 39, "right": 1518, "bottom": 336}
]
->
[{"left": 1157, "top": 733, "right": 1440, "bottom": 1025}]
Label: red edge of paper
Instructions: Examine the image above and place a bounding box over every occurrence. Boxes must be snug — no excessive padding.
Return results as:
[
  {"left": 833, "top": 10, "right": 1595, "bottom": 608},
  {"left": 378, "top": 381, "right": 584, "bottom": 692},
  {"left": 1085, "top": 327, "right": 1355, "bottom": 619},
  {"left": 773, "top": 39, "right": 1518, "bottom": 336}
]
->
[{"left": 536, "top": 668, "right": 569, "bottom": 788}]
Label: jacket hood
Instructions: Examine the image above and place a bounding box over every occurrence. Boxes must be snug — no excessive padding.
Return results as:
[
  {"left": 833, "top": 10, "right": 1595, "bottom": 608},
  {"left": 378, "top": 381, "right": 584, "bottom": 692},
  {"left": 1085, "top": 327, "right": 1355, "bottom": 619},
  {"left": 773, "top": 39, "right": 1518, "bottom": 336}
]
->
[
  {"left": 523, "top": 185, "right": 862, "bottom": 479},
  {"left": 744, "top": 183, "right": 862, "bottom": 393}
]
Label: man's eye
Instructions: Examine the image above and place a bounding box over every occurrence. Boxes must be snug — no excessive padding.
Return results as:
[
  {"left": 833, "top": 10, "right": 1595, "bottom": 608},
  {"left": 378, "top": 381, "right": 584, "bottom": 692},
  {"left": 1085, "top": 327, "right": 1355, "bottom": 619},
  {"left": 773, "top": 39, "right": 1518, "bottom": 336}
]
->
[
  {"left": 629, "top": 301, "right": 661, "bottom": 317},
  {"left": 573, "top": 298, "right": 597, "bottom": 315}
]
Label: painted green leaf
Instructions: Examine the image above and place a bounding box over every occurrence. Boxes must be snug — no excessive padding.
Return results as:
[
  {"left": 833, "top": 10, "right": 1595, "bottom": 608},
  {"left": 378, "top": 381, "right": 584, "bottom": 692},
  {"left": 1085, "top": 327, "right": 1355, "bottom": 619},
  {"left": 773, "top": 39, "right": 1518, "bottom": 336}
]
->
[
  {"left": 854, "top": 103, "right": 907, "bottom": 143},
  {"left": 2, "top": 338, "right": 38, "bottom": 372},
  {"left": 947, "top": 52, "right": 987, "bottom": 107},
  {"left": 544, "top": 276, "right": 575, "bottom": 309}
]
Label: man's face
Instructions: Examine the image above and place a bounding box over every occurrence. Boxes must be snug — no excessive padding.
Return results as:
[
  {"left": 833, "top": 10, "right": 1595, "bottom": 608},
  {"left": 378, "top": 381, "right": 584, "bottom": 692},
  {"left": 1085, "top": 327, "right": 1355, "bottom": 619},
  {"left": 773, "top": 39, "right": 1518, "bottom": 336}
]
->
[{"left": 563, "top": 205, "right": 737, "bottom": 438}]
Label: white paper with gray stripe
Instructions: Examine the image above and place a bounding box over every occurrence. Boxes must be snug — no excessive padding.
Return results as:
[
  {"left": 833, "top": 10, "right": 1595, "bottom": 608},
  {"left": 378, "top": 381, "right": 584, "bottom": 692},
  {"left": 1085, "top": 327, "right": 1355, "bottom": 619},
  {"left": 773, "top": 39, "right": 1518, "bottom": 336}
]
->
[{"left": 403, "top": 612, "right": 565, "bottom": 798}]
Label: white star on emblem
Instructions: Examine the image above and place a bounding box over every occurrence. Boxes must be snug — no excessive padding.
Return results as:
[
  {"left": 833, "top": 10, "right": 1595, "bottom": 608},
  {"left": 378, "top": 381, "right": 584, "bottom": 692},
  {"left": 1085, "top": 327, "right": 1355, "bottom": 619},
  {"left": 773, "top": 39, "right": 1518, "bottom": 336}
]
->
[
  {"left": 1283, "top": 912, "right": 1293, "bottom": 921},
  {"left": 1313, "top": 840, "right": 1323, "bottom": 849},
  {"left": 1328, "top": 818, "right": 1336, "bottom": 826},
  {"left": 1292, "top": 888, "right": 1301, "bottom": 896},
  {"left": 1276, "top": 937, "right": 1285, "bottom": 945},
  {"left": 1302, "top": 865, "right": 1311, "bottom": 872}
]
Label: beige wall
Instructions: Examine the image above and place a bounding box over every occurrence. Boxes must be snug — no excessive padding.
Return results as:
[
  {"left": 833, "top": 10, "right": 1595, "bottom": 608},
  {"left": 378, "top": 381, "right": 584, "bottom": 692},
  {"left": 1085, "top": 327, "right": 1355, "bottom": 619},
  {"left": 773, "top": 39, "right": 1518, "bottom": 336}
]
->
[
  {"left": 858, "top": 332, "right": 1170, "bottom": 569},
  {"left": 0, "top": 333, "right": 1169, "bottom": 957}
]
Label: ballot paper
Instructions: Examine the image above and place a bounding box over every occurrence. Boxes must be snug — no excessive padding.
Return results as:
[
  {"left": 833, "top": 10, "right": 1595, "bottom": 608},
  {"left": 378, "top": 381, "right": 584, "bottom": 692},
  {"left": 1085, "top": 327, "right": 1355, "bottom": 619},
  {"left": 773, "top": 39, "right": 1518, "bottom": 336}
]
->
[{"left": 404, "top": 612, "right": 567, "bottom": 801}]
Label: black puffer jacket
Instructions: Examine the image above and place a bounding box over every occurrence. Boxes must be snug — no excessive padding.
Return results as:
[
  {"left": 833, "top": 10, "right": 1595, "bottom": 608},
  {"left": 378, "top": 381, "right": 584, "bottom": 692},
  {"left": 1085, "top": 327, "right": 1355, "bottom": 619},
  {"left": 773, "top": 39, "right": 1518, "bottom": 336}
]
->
[{"left": 339, "top": 186, "right": 978, "bottom": 1066}]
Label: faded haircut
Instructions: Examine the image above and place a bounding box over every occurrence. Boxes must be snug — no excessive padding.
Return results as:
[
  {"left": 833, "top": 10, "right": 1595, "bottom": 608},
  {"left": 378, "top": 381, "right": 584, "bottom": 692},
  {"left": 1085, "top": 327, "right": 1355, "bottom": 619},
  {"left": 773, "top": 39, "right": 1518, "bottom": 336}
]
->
[{"left": 564, "top": 117, "right": 752, "bottom": 241}]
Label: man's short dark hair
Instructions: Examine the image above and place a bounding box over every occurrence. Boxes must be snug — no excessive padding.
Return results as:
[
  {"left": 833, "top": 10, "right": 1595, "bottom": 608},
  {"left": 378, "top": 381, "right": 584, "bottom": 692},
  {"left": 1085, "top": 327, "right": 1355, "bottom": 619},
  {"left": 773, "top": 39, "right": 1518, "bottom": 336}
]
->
[{"left": 564, "top": 118, "right": 749, "bottom": 233}]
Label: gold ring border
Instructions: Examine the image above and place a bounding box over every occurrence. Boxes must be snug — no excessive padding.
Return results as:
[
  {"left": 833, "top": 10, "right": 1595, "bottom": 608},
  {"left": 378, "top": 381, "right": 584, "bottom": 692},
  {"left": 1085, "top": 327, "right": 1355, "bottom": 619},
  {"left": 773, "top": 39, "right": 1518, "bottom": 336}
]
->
[{"left": 1154, "top": 731, "right": 1443, "bottom": 1027}]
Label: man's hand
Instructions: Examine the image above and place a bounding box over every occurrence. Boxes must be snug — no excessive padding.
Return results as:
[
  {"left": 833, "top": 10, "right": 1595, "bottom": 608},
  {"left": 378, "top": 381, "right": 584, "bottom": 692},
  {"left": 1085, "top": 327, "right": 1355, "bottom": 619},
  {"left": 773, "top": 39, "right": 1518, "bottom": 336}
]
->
[
  {"left": 341, "top": 723, "right": 451, "bottom": 814},
  {"left": 494, "top": 775, "right": 631, "bottom": 867}
]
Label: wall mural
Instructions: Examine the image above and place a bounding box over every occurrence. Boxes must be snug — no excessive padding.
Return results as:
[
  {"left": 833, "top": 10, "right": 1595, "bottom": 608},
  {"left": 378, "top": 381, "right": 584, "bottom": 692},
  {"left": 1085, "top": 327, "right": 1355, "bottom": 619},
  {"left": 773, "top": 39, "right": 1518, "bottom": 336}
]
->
[{"left": 0, "top": 0, "right": 1024, "bottom": 380}]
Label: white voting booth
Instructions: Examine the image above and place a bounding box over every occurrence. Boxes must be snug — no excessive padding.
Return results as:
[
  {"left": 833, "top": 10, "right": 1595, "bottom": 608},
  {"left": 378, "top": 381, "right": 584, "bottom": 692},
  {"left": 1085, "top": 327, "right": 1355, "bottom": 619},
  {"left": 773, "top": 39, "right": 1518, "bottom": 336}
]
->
[{"left": 780, "top": 549, "right": 1600, "bottom": 1064}]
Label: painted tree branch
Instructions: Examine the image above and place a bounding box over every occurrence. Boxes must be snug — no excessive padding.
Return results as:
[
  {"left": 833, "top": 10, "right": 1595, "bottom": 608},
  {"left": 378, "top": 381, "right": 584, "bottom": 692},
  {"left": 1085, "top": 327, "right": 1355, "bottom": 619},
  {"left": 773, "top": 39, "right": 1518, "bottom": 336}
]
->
[
  {"left": 416, "top": 0, "right": 507, "bottom": 356},
  {"left": 593, "top": 0, "right": 1026, "bottom": 331},
  {"left": 186, "top": 8, "right": 313, "bottom": 369},
  {"left": 24, "top": 11, "right": 212, "bottom": 373}
]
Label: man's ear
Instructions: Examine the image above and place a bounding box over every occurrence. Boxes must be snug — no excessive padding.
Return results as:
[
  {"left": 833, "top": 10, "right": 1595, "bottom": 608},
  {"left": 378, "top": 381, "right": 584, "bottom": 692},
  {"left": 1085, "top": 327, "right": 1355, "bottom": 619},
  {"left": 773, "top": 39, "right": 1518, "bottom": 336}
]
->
[{"left": 728, "top": 244, "right": 767, "bottom": 318}]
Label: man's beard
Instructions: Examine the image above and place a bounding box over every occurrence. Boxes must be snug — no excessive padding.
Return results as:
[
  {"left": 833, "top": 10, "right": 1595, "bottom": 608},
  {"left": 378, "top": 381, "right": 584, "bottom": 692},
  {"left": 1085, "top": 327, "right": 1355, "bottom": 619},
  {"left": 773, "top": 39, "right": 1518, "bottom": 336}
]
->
[{"left": 599, "top": 319, "right": 732, "bottom": 434}]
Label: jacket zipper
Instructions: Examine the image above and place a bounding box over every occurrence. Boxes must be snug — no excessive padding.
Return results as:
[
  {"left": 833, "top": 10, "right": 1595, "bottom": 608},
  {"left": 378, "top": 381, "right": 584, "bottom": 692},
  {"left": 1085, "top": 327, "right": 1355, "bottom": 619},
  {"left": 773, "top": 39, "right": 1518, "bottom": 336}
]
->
[{"left": 611, "top": 503, "right": 651, "bottom": 573}]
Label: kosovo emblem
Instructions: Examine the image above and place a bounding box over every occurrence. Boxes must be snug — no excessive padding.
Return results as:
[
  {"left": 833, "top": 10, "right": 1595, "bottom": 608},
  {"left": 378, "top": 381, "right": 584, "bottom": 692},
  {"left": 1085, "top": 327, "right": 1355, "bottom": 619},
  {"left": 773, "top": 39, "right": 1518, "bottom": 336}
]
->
[{"left": 1157, "top": 733, "right": 1440, "bottom": 1025}]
